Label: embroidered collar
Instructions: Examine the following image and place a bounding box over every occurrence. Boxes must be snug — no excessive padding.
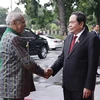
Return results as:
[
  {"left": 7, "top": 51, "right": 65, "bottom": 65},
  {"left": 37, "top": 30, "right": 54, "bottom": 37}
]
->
[{"left": 5, "top": 27, "right": 21, "bottom": 36}]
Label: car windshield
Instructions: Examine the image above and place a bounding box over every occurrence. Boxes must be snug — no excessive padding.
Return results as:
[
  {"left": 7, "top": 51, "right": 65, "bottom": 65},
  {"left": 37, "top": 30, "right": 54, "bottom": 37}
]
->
[{"left": 21, "top": 28, "right": 37, "bottom": 38}]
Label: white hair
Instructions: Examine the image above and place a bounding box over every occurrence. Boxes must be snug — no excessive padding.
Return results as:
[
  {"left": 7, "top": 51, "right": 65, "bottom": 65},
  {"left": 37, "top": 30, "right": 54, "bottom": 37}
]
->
[{"left": 6, "top": 11, "right": 24, "bottom": 25}]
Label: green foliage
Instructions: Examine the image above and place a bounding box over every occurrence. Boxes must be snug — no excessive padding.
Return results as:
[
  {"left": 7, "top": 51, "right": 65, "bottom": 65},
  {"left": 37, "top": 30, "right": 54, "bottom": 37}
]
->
[
  {"left": 18, "top": 0, "right": 100, "bottom": 30},
  {"left": 20, "top": 0, "right": 38, "bottom": 18},
  {"left": 52, "top": 0, "right": 73, "bottom": 24},
  {"left": 51, "top": 34, "right": 64, "bottom": 40},
  {"left": 0, "top": 7, "right": 7, "bottom": 24},
  {"left": 13, "top": 7, "right": 23, "bottom": 12},
  {"left": 50, "top": 23, "right": 60, "bottom": 31},
  {"left": 75, "top": 0, "right": 96, "bottom": 14},
  {"left": 75, "top": 0, "right": 100, "bottom": 25},
  {"left": 64, "top": 0, "right": 73, "bottom": 23},
  {"left": 19, "top": 0, "right": 55, "bottom": 29},
  {"left": 31, "top": 9, "right": 54, "bottom": 29},
  {"left": 94, "top": 0, "right": 100, "bottom": 24}
]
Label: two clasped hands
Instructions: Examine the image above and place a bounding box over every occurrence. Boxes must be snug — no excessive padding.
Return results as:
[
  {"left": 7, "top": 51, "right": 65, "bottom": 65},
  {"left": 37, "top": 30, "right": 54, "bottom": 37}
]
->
[{"left": 43, "top": 68, "right": 53, "bottom": 79}]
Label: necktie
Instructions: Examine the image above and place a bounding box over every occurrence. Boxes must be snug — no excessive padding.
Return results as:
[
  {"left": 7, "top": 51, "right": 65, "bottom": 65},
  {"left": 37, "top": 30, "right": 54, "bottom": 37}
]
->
[{"left": 69, "top": 36, "right": 77, "bottom": 53}]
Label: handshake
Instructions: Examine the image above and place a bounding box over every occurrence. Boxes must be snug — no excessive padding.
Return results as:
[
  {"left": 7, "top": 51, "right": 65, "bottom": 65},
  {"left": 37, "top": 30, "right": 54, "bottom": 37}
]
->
[{"left": 44, "top": 68, "right": 53, "bottom": 79}]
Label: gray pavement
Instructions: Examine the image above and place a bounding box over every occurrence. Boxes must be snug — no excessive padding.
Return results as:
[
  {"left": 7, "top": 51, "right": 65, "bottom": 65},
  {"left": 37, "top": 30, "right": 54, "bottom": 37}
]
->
[{"left": 25, "top": 69, "right": 100, "bottom": 100}]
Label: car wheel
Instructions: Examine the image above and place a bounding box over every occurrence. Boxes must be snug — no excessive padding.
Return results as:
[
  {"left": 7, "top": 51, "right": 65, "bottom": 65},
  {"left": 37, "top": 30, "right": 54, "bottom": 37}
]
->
[{"left": 38, "top": 46, "right": 47, "bottom": 59}]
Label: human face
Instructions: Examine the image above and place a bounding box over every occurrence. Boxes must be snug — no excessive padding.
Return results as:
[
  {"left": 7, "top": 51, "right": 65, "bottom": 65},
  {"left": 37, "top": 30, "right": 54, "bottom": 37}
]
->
[
  {"left": 14, "top": 16, "right": 26, "bottom": 34},
  {"left": 68, "top": 15, "right": 84, "bottom": 35},
  {"left": 95, "top": 25, "right": 100, "bottom": 32}
]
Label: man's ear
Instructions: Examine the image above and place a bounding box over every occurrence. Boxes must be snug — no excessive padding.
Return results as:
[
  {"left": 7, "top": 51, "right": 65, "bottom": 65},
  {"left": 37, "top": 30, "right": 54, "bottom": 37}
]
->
[
  {"left": 80, "top": 22, "right": 84, "bottom": 28},
  {"left": 12, "top": 20, "right": 16, "bottom": 25}
]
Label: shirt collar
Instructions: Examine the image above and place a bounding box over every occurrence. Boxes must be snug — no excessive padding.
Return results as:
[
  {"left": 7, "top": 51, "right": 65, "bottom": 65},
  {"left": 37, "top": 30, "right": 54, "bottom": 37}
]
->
[
  {"left": 5, "top": 27, "right": 21, "bottom": 36},
  {"left": 74, "top": 28, "right": 85, "bottom": 43},
  {"left": 74, "top": 28, "right": 85, "bottom": 38},
  {"left": 93, "top": 30, "right": 97, "bottom": 33}
]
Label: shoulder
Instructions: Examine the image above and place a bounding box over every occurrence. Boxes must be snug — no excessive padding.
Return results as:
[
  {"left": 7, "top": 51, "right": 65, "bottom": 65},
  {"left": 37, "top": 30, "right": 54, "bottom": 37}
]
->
[
  {"left": 64, "top": 34, "right": 72, "bottom": 42},
  {"left": 12, "top": 36, "right": 26, "bottom": 47},
  {"left": 90, "top": 31, "right": 95, "bottom": 33},
  {"left": 87, "top": 32, "right": 100, "bottom": 44},
  {"left": 88, "top": 31, "right": 97, "bottom": 37},
  {"left": 66, "top": 34, "right": 72, "bottom": 39},
  {"left": 98, "top": 35, "right": 100, "bottom": 39}
]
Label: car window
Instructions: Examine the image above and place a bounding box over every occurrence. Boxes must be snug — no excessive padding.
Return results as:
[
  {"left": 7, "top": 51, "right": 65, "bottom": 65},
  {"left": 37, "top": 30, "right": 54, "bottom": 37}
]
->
[{"left": 21, "top": 28, "right": 37, "bottom": 38}]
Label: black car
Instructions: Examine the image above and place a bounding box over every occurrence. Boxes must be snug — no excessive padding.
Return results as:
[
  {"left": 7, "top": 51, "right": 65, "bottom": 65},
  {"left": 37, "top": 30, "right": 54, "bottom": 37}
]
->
[{"left": 0, "top": 25, "right": 49, "bottom": 59}]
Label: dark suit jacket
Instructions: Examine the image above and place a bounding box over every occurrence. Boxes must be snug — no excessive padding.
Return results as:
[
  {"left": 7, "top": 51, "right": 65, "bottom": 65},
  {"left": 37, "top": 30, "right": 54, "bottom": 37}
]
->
[
  {"left": 51, "top": 28, "right": 100, "bottom": 91},
  {"left": 91, "top": 31, "right": 100, "bottom": 65}
]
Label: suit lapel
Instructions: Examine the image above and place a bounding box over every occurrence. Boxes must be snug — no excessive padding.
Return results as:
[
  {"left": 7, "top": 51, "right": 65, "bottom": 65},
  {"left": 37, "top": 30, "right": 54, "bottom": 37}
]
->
[
  {"left": 65, "top": 35, "right": 73, "bottom": 55},
  {"left": 67, "top": 29, "right": 88, "bottom": 58}
]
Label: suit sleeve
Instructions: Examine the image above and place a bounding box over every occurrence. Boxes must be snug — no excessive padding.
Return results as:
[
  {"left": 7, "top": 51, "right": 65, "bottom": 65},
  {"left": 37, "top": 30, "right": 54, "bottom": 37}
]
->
[
  {"left": 12, "top": 36, "right": 45, "bottom": 77},
  {"left": 84, "top": 34, "right": 100, "bottom": 90},
  {"left": 51, "top": 49, "right": 64, "bottom": 76}
]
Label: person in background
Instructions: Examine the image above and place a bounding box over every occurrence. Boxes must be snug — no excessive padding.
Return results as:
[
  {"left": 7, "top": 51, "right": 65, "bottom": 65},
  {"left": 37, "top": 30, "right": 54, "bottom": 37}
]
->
[
  {"left": 46, "top": 11, "right": 100, "bottom": 100},
  {"left": 0, "top": 11, "right": 48, "bottom": 100},
  {"left": 91, "top": 24, "right": 100, "bottom": 77},
  {"left": 91, "top": 24, "right": 100, "bottom": 35}
]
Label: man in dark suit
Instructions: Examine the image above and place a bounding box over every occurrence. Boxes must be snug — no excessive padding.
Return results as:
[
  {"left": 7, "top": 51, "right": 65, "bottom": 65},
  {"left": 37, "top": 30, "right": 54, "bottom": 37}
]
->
[
  {"left": 46, "top": 11, "right": 100, "bottom": 100},
  {"left": 91, "top": 24, "right": 100, "bottom": 77}
]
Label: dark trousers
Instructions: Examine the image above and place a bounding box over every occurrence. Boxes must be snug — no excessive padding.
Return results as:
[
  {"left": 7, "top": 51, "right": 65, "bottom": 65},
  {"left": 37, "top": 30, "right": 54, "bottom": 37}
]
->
[
  {"left": 3, "top": 98, "right": 24, "bottom": 100},
  {"left": 63, "top": 87, "right": 93, "bottom": 100}
]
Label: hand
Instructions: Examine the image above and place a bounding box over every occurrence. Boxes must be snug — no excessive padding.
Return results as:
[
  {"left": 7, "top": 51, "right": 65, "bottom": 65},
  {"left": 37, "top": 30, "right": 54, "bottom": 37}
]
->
[
  {"left": 44, "top": 68, "right": 53, "bottom": 79},
  {"left": 83, "top": 88, "right": 92, "bottom": 99}
]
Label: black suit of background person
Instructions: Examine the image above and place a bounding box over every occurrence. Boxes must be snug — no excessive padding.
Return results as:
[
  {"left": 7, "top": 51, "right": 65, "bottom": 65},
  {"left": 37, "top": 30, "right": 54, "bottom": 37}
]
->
[
  {"left": 46, "top": 11, "right": 100, "bottom": 100},
  {"left": 91, "top": 24, "right": 100, "bottom": 77}
]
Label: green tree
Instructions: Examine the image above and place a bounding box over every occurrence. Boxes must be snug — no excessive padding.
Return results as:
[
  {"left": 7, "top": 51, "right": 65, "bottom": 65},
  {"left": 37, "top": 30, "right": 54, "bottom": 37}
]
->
[
  {"left": 0, "top": 7, "right": 8, "bottom": 24},
  {"left": 45, "top": 0, "right": 73, "bottom": 35},
  {"left": 18, "top": 0, "right": 74, "bottom": 35},
  {"left": 18, "top": 0, "right": 54, "bottom": 29},
  {"left": 75, "top": 0, "right": 100, "bottom": 25},
  {"left": 56, "top": 0, "right": 67, "bottom": 35},
  {"left": 94, "top": 0, "right": 100, "bottom": 25},
  {"left": 13, "top": 7, "right": 23, "bottom": 13},
  {"left": 18, "top": 0, "right": 100, "bottom": 34}
]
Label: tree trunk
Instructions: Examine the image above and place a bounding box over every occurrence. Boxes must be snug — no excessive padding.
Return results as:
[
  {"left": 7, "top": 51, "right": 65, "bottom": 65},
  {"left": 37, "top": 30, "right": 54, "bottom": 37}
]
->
[{"left": 57, "top": 0, "right": 67, "bottom": 35}]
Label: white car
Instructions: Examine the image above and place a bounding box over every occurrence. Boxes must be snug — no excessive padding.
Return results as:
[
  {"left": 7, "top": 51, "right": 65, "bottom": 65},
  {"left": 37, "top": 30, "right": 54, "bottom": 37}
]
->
[{"left": 40, "top": 35, "right": 63, "bottom": 50}]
